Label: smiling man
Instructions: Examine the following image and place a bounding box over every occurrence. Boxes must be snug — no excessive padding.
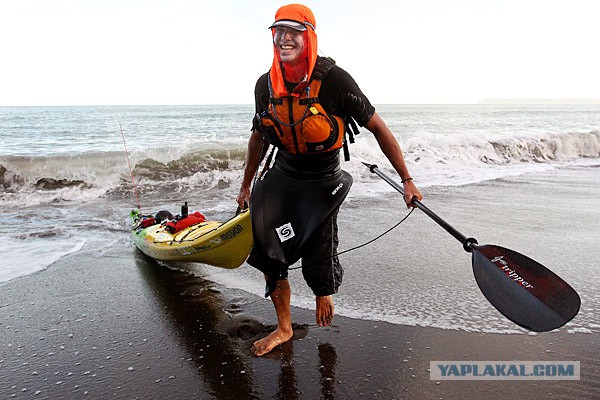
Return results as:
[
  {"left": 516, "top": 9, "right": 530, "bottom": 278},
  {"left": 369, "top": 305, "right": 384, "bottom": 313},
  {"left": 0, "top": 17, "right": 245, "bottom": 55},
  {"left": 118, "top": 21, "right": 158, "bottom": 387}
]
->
[{"left": 237, "top": 4, "right": 422, "bottom": 357}]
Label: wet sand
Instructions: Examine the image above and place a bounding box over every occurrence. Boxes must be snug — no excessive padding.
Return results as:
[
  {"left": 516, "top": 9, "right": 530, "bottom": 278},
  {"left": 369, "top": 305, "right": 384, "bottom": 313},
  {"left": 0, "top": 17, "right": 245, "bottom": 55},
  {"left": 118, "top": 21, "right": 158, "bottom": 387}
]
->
[{"left": 1, "top": 245, "right": 599, "bottom": 400}]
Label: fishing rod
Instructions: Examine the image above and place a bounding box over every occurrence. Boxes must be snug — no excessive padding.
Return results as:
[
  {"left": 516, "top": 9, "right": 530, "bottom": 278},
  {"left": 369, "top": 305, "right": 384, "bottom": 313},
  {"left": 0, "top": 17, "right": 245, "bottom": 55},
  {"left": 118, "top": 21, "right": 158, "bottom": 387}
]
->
[
  {"left": 119, "top": 122, "right": 141, "bottom": 212},
  {"left": 361, "top": 160, "right": 580, "bottom": 332}
]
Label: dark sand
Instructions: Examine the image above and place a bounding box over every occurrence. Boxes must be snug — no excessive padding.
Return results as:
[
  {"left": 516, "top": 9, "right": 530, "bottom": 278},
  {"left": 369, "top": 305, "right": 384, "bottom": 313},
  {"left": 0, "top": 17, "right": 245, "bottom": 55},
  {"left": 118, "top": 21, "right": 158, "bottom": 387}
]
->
[{"left": 1, "top": 245, "right": 599, "bottom": 400}]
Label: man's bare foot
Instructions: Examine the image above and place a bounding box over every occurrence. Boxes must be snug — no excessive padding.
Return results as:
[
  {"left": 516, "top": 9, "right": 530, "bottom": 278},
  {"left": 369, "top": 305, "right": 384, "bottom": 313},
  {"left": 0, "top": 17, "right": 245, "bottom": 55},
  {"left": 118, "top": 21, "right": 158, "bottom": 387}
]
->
[
  {"left": 316, "top": 295, "right": 334, "bottom": 327},
  {"left": 251, "top": 326, "right": 293, "bottom": 356}
]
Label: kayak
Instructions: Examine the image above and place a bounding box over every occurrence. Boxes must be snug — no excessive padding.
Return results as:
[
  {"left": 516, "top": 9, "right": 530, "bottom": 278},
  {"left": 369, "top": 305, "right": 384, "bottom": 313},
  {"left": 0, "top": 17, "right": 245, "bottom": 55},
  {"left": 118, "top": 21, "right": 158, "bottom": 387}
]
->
[{"left": 130, "top": 208, "right": 252, "bottom": 269}]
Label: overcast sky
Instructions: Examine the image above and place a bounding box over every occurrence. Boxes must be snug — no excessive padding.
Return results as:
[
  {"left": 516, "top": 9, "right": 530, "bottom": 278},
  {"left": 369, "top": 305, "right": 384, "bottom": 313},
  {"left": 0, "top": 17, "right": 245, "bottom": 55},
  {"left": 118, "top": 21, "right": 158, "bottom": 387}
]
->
[{"left": 1, "top": 0, "right": 599, "bottom": 106}]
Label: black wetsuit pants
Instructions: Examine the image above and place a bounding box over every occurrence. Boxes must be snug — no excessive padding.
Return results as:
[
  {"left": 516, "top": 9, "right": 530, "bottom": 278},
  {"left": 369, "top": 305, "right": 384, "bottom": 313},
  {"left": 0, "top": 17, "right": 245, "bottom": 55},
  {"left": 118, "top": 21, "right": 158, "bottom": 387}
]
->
[{"left": 247, "top": 208, "right": 343, "bottom": 298}]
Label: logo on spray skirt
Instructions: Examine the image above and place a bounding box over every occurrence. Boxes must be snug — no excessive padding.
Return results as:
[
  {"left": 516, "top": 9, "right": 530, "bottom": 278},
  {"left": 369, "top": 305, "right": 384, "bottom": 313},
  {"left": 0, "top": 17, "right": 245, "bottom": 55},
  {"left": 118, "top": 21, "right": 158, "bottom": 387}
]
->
[
  {"left": 331, "top": 182, "right": 344, "bottom": 195},
  {"left": 276, "top": 223, "right": 295, "bottom": 242}
]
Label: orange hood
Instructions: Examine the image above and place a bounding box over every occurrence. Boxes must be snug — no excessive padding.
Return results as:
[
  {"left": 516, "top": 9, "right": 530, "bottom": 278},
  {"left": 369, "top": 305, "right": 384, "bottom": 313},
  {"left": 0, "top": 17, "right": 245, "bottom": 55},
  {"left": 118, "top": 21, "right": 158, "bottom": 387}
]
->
[{"left": 269, "top": 4, "right": 318, "bottom": 97}]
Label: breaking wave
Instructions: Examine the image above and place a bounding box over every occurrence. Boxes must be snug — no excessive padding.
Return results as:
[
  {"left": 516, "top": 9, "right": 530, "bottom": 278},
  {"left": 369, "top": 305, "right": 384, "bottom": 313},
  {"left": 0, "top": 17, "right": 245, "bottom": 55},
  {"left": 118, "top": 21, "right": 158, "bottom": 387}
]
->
[
  {"left": 1, "top": 130, "right": 599, "bottom": 205},
  {"left": 381, "top": 129, "right": 600, "bottom": 165}
]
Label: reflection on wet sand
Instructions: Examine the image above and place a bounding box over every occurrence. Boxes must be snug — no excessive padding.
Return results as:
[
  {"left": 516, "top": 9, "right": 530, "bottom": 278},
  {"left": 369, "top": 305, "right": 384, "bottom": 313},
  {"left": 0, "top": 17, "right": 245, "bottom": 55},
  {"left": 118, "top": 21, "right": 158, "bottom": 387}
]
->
[
  {"left": 135, "top": 254, "right": 259, "bottom": 399},
  {"left": 318, "top": 343, "right": 337, "bottom": 399},
  {"left": 275, "top": 343, "right": 298, "bottom": 400},
  {"left": 135, "top": 252, "right": 344, "bottom": 399},
  {"left": 258, "top": 337, "right": 339, "bottom": 400}
]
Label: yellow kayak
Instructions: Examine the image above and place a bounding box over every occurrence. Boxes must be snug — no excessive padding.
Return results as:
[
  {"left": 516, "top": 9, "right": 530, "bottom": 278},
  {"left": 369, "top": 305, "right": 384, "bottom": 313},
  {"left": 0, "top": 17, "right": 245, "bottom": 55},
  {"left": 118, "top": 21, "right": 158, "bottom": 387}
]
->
[{"left": 130, "top": 208, "right": 252, "bottom": 269}]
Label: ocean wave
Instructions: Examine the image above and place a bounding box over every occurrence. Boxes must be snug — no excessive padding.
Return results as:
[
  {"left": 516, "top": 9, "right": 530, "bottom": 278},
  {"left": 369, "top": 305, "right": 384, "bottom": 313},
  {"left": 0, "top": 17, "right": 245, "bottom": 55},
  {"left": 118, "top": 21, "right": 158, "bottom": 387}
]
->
[
  {"left": 401, "top": 130, "right": 600, "bottom": 165},
  {"left": 132, "top": 148, "right": 247, "bottom": 181},
  {"left": 1, "top": 130, "right": 599, "bottom": 205},
  {"left": 339, "top": 130, "right": 600, "bottom": 192},
  {"left": 0, "top": 146, "right": 247, "bottom": 205}
]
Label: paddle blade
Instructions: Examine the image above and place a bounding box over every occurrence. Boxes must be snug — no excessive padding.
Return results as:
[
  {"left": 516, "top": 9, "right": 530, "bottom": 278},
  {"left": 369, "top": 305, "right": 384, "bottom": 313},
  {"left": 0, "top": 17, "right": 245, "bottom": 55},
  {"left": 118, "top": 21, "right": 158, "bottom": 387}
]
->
[{"left": 471, "top": 244, "right": 580, "bottom": 332}]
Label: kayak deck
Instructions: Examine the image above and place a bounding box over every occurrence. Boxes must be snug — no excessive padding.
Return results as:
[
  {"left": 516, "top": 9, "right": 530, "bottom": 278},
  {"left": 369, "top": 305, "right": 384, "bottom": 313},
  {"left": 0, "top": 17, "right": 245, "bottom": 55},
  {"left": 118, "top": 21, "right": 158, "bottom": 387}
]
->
[{"left": 131, "top": 209, "right": 252, "bottom": 269}]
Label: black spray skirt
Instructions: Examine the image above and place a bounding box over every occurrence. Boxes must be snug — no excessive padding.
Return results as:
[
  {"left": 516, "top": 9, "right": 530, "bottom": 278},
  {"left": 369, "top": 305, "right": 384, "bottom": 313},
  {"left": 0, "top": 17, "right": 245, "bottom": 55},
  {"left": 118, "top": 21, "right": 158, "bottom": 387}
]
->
[{"left": 250, "top": 165, "right": 352, "bottom": 265}]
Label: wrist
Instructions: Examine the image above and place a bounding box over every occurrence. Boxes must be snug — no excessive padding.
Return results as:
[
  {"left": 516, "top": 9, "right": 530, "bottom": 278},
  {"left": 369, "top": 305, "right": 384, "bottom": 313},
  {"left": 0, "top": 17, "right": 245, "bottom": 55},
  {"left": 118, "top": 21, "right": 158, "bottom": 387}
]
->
[{"left": 401, "top": 177, "right": 413, "bottom": 184}]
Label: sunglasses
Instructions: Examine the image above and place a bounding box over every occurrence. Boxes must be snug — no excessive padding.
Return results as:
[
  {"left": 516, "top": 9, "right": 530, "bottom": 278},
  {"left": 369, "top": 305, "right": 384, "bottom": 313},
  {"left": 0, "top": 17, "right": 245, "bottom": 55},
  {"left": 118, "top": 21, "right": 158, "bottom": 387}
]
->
[{"left": 273, "top": 27, "right": 305, "bottom": 40}]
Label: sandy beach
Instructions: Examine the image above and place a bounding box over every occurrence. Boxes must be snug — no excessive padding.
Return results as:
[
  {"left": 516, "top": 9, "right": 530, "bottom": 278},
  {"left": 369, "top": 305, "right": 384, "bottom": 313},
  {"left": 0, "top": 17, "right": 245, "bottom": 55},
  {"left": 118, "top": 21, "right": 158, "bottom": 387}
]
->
[{"left": 1, "top": 240, "right": 599, "bottom": 400}]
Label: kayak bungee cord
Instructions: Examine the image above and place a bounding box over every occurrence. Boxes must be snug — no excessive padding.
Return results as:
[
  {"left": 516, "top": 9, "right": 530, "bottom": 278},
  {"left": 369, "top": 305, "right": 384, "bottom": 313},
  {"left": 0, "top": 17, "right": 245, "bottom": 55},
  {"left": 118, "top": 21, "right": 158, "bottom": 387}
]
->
[
  {"left": 289, "top": 207, "right": 414, "bottom": 270},
  {"left": 119, "top": 122, "right": 142, "bottom": 212}
]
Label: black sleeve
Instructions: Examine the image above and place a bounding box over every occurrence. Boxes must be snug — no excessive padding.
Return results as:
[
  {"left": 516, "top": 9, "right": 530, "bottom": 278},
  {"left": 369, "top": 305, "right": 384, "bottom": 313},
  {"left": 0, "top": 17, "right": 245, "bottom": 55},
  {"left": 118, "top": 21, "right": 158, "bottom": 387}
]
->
[
  {"left": 319, "top": 65, "right": 376, "bottom": 127},
  {"left": 252, "top": 73, "right": 270, "bottom": 132}
]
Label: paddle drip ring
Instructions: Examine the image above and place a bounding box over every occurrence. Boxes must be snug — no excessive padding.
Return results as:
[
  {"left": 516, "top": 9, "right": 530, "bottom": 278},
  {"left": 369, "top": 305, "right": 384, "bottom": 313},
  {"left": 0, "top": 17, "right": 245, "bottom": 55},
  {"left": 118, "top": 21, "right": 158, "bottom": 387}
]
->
[{"left": 463, "top": 237, "right": 478, "bottom": 253}]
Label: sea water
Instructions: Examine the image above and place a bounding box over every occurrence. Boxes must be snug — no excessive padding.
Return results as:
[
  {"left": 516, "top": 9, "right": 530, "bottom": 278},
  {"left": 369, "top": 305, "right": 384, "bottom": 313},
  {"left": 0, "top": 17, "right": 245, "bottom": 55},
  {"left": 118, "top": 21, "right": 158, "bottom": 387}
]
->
[{"left": 1, "top": 104, "right": 599, "bottom": 332}]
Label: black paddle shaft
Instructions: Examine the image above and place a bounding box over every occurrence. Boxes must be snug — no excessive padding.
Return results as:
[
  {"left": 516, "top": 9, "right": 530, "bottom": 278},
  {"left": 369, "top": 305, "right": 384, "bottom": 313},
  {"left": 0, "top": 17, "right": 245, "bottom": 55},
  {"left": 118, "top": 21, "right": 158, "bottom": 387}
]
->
[
  {"left": 365, "top": 163, "right": 478, "bottom": 252},
  {"left": 364, "top": 161, "right": 581, "bottom": 331}
]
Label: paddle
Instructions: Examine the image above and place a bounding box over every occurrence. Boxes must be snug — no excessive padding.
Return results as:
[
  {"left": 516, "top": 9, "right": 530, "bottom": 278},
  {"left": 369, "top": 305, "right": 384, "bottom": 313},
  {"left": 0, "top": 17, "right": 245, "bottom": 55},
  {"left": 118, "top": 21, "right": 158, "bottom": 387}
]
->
[{"left": 362, "top": 161, "right": 581, "bottom": 332}]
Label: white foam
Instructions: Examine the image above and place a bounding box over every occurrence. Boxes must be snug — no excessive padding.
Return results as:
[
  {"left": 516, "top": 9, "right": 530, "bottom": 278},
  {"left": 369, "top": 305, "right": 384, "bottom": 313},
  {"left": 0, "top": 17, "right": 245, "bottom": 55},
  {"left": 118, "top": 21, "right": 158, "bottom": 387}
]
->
[
  {"left": 567, "top": 327, "right": 595, "bottom": 334},
  {"left": 0, "top": 235, "right": 86, "bottom": 283},
  {"left": 342, "top": 131, "right": 600, "bottom": 197}
]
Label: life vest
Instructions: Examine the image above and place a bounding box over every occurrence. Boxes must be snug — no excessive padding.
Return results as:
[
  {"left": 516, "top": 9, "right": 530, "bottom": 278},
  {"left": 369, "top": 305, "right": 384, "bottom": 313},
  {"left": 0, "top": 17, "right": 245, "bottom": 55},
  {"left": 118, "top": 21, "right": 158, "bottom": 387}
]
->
[
  {"left": 259, "top": 57, "right": 348, "bottom": 156},
  {"left": 165, "top": 212, "right": 206, "bottom": 234}
]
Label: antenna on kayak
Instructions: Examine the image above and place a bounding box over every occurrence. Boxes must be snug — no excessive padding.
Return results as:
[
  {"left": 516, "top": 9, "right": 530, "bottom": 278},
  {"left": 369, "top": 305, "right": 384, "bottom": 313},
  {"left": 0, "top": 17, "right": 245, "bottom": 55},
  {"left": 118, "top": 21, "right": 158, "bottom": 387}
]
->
[{"left": 119, "top": 122, "right": 142, "bottom": 212}]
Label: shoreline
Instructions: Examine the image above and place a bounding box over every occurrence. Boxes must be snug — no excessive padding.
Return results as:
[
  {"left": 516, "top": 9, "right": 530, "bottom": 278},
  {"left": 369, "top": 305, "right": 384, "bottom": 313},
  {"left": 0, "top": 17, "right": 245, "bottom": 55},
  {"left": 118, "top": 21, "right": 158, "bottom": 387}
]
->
[{"left": 1, "top": 247, "right": 598, "bottom": 399}]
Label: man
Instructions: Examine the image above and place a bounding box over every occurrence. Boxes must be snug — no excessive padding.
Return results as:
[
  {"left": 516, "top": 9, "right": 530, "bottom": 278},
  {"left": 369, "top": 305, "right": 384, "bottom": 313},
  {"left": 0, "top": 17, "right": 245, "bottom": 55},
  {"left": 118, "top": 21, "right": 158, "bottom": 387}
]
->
[{"left": 237, "top": 4, "right": 422, "bottom": 357}]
